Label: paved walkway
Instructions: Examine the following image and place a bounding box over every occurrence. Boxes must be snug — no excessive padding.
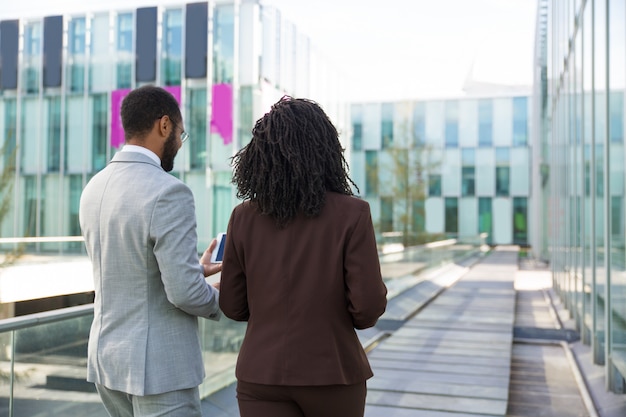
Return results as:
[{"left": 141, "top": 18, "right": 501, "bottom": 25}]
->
[{"left": 365, "top": 248, "right": 516, "bottom": 417}]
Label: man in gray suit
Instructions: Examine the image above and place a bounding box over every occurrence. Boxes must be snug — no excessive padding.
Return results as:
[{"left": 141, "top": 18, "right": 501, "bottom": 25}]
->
[{"left": 79, "top": 85, "right": 222, "bottom": 417}]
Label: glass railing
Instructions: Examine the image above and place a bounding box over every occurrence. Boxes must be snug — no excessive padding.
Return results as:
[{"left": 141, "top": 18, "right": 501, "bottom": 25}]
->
[
  {"left": 0, "top": 235, "right": 487, "bottom": 416},
  {"left": 0, "top": 303, "right": 246, "bottom": 417},
  {"left": 378, "top": 234, "right": 488, "bottom": 299}
]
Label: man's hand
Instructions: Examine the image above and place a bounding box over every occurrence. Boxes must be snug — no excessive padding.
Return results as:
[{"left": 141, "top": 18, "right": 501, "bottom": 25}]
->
[{"left": 200, "top": 238, "right": 223, "bottom": 277}]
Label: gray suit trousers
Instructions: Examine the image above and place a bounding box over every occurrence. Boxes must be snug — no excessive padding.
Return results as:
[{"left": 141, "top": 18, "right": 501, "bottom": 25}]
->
[{"left": 95, "top": 384, "right": 202, "bottom": 417}]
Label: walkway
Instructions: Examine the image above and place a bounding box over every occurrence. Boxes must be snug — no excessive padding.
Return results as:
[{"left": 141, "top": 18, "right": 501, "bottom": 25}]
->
[{"left": 201, "top": 247, "right": 626, "bottom": 417}]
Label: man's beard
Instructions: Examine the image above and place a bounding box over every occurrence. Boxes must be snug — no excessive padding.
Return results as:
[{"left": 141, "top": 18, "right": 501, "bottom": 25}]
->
[{"left": 161, "top": 129, "right": 179, "bottom": 172}]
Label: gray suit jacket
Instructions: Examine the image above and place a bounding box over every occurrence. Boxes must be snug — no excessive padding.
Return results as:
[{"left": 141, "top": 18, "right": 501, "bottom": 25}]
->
[{"left": 79, "top": 151, "right": 220, "bottom": 396}]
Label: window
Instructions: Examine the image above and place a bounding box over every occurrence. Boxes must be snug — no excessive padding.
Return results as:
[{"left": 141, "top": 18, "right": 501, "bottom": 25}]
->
[
  {"left": 445, "top": 197, "right": 458, "bottom": 235},
  {"left": 461, "top": 148, "right": 475, "bottom": 197},
  {"left": 609, "top": 91, "right": 624, "bottom": 143},
  {"left": 92, "top": 94, "right": 108, "bottom": 171},
  {"left": 117, "top": 13, "right": 133, "bottom": 52},
  {"left": 116, "top": 13, "right": 133, "bottom": 88},
  {"left": 495, "top": 147, "right": 509, "bottom": 196},
  {"left": 69, "top": 18, "right": 86, "bottom": 54},
  {"left": 478, "top": 197, "right": 492, "bottom": 243},
  {"left": 68, "top": 18, "right": 86, "bottom": 92},
  {"left": 352, "top": 122, "right": 362, "bottom": 151},
  {"left": 24, "top": 176, "right": 38, "bottom": 241},
  {"left": 595, "top": 144, "right": 604, "bottom": 197},
  {"left": 23, "top": 22, "right": 41, "bottom": 94},
  {"left": 412, "top": 199, "right": 425, "bottom": 233},
  {"left": 68, "top": 175, "right": 84, "bottom": 250},
  {"left": 496, "top": 167, "right": 510, "bottom": 196},
  {"left": 462, "top": 167, "right": 475, "bottom": 197},
  {"left": 162, "top": 9, "right": 182, "bottom": 86},
  {"left": 3, "top": 99, "right": 17, "bottom": 168},
  {"left": 188, "top": 88, "right": 207, "bottom": 170},
  {"left": 381, "top": 103, "right": 393, "bottom": 149},
  {"left": 428, "top": 173, "right": 441, "bottom": 196},
  {"left": 365, "top": 151, "right": 378, "bottom": 196},
  {"left": 512, "top": 197, "right": 528, "bottom": 245},
  {"left": 445, "top": 100, "right": 459, "bottom": 148},
  {"left": 478, "top": 99, "right": 492, "bottom": 147},
  {"left": 213, "top": 5, "right": 235, "bottom": 84},
  {"left": 413, "top": 102, "right": 425, "bottom": 145},
  {"left": 381, "top": 197, "right": 393, "bottom": 232},
  {"left": 47, "top": 96, "right": 62, "bottom": 172},
  {"left": 512, "top": 97, "right": 528, "bottom": 146},
  {"left": 611, "top": 196, "right": 623, "bottom": 238}
]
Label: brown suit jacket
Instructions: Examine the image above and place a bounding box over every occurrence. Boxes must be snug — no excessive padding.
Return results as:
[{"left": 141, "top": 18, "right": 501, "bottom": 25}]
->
[{"left": 219, "top": 192, "right": 387, "bottom": 386}]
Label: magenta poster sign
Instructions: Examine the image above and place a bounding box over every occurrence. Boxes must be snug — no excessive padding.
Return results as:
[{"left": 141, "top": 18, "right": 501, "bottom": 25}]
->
[
  {"left": 210, "top": 83, "right": 233, "bottom": 145},
  {"left": 110, "top": 86, "right": 182, "bottom": 148}
]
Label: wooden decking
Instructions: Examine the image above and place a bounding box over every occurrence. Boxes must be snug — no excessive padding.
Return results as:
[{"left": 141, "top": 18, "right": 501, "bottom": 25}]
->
[{"left": 365, "top": 248, "right": 517, "bottom": 417}]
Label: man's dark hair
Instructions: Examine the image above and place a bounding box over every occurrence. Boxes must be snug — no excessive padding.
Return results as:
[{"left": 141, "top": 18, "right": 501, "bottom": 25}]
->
[
  {"left": 231, "top": 96, "right": 358, "bottom": 228},
  {"left": 121, "top": 85, "right": 181, "bottom": 141}
]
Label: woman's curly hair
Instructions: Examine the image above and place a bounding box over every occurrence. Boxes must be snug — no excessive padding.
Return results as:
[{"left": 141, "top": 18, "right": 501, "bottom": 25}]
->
[{"left": 231, "top": 96, "right": 358, "bottom": 228}]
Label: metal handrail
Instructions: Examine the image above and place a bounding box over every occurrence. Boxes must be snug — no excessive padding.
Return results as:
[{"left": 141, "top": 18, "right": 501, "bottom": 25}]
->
[
  {"left": 0, "top": 304, "right": 93, "bottom": 333},
  {"left": 0, "top": 236, "right": 84, "bottom": 244}
]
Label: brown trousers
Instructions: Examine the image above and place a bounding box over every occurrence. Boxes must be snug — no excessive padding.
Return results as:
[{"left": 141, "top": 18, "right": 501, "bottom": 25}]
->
[{"left": 236, "top": 380, "right": 367, "bottom": 417}]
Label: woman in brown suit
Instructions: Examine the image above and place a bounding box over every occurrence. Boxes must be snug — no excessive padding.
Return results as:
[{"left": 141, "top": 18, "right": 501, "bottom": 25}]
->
[{"left": 219, "top": 96, "right": 387, "bottom": 417}]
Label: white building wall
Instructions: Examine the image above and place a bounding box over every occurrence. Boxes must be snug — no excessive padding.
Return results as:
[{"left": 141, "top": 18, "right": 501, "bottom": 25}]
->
[
  {"left": 459, "top": 99, "right": 478, "bottom": 147},
  {"left": 442, "top": 148, "right": 460, "bottom": 196},
  {"left": 366, "top": 196, "right": 381, "bottom": 227},
  {"left": 90, "top": 14, "right": 111, "bottom": 92},
  {"left": 21, "top": 99, "right": 40, "bottom": 174},
  {"left": 493, "top": 197, "right": 512, "bottom": 244},
  {"left": 476, "top": 148, "right": 495, "bottom": 196},
  {"left": 510, "top": 147, "right": 530, "bottom": 196},
  {"left": 260, "top": 6, "right": 278, "bottom": 85},
  {"left": 66, "top": 97, "right": 87, "bottom": 173},
  {"left": 425, "top": 100, "right": 444, "bottom": 147},
  {"left": 350, "top": 151, "right": 366, "bottom": 194},
  {"left": 238, "top": 2, "right": 260, "bottom": 86},
  {"left": 493, "top": 97, "right": 513, "bottom": 147},
  {"left": 425, "top": 197, "right": 444, "bottom": 234},
  {"left": 459, "top": 197, "right": 477, "bottom": 237},
  {"left": 362, "top": 103, "right": 381, "bottom": 150}
]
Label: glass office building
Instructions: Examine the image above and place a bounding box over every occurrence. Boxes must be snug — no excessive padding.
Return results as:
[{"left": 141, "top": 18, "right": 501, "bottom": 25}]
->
[
  {"left": 351, "top": 95, "right": 532, "bottom": 246},
  {"left": 0, "top": 0, "right": 348, "bottom": 252},
  {"left": 535, "top": 0, "right": 626, "bottom": 392}
]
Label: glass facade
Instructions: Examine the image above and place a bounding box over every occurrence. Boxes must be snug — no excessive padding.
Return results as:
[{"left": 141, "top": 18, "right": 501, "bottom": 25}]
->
[
  {"left": 536, "top": 0, "right": 626, "bottom": 392},
  {"left": 352, "top": 96, "right": 531, "bottom": 245},
  {"left": 0, "top": 0, "right": 348, "bottom": 253}
]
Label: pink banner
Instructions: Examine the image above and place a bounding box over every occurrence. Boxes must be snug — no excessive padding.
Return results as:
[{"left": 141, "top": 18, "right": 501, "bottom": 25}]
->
[
  {"left": 210, "top": 83, "right": 233, "bottom": 145},
  {"left": 110, "top": 86, "right": 182, "bottom": 149}
]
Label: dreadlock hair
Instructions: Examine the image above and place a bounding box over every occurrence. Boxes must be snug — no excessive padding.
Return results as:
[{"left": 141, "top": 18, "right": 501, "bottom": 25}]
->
[{"left": 231, "top": 96, "right": 359, "bottom": 228}]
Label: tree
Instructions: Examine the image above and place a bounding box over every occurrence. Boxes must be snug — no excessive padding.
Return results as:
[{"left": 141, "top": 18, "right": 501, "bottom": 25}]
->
[
  {"left": 378, "top": 102, "right": 443, "bottom": 247},
  {"left": 0, "top": 131, "right": 23, "bottom": 322},
  {"left": 0, "top": 133, "right": 22, "bottom": 267}
]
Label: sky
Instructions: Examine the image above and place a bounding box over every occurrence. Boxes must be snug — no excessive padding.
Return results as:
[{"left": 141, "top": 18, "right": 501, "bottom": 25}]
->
[{"left": 0, "top": 0, "right": 538, "bottom": 102}]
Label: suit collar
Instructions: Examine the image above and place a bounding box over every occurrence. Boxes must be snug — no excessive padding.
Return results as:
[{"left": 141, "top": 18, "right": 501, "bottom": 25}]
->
[{"left": 111, "top": 150, "right": 163, "bottom": 170}]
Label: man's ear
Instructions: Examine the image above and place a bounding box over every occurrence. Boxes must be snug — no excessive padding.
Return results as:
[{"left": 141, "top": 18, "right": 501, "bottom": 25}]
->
[{"left": 157, "top": 115, "right": 170, "bottom": 137}]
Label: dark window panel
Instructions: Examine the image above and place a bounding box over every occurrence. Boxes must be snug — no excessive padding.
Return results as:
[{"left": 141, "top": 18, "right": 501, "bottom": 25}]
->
[
  {"left": 43, "top": 16, "right": 63, "bottom": 87},
  {"left": 185, "top": 2, "right": 208, "bottom": 79},
  {"left": 136, "top": 7, "right": 157, "bottom": 82},
  {"left": 1, "top": 20, "right": 19, "bottom": 89}
]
